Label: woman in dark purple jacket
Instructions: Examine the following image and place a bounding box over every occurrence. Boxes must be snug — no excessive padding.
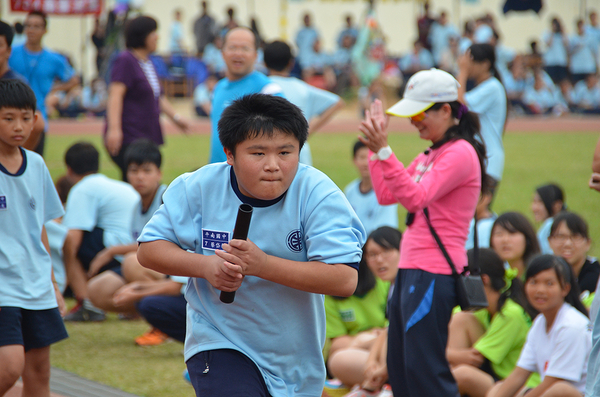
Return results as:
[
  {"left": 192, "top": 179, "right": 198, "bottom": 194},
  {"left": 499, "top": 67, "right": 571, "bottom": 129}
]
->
[{"left": 105, "top": 15, "right": 189, "bottom": 180}]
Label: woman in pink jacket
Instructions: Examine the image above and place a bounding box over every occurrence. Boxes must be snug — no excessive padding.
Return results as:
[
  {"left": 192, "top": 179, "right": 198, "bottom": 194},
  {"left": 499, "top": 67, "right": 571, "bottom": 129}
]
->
[{"left": 359, "top": 68, "right": 488, "bottom": 397}]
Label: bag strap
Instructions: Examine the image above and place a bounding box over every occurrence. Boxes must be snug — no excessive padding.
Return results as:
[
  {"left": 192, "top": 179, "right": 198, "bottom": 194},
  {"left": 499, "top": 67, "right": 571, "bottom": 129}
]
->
[
  {"left": 472, "top": 214, "right": 481, "bottom": 275},
  {"left": 423, "top": 208, "right": 460, "bottom": 277}
]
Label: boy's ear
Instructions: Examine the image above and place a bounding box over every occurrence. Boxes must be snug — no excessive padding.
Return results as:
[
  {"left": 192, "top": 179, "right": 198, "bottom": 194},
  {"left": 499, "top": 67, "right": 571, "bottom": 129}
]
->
[{"left": 224, "top": 147, "right": 234, "bottom": 166}]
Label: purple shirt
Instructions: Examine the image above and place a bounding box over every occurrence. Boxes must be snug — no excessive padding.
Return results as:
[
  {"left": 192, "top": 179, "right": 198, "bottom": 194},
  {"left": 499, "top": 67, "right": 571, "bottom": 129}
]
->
[{"left": 105, "top": 51, "right": 162, "bottom": 146}]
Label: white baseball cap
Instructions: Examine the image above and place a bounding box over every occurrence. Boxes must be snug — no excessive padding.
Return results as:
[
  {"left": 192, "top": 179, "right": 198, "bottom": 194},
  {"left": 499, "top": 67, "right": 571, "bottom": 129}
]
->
[{"left": 386, "top": 68, "right": 460, "bottom": 117}]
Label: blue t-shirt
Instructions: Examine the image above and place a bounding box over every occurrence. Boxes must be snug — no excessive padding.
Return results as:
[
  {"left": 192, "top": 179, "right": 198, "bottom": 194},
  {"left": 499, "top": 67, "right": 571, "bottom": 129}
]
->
[
  {"left": 201, "top": 43, "right": 226, "bottom": 74},
  {"left": 399, "top": 48, "right": 434, "bottom": 72},
  {"left": 0, "top": 148, "right": 64, "bottom": 309},
  {"left": 572, "top": 80, "right": 600, "bottom": 108},
  {"left": 9, "top": 45, "right": 75, "bottom": 119},
  {"left": 139, "top": 163, "right": 365, "bottom": 397},
  {"left": 464, "top": 77, "right": 507, "bottom": 181},
  {"left": 131, "top": 184, "right": 167, "bottom": 240},
  {"left": 268, "top": 76, "right": 341, "bottom": 166},
  {"left": 429, "top": 22, "right": 459, "bottom": 65},
  {"left": 465, "top": 215, "right": 497, "bottom": 251},
  {"left": 344, "top": 178, "right": 399, "bottom": 236},
  {"left": 169, "top": 21, "right": 184, "bottom": 53},
  {"left": 62, "top": 174, "right": 139, "bottom": 255},
  {"left": 569, "top": 33, "right": 597, "bottom": 75},
  {"left": 295, "top": 27, "right": 320, "bottom": 63},
  {"left": 45, "top": 220, "right": 68, "bottom": 294},
  {"left": 542, "top": 32, "right": 569, "bottom": 67},
  {"left": 209, "top": 71, "right": 281, "bottom": 163},
  {"left": 538, "top": 217, "right": 554, "bottom": 255}
]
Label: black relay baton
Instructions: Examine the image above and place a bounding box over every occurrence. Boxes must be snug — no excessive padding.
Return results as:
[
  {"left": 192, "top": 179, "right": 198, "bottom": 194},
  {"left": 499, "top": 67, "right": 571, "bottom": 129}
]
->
[{"left": 220, "top": 203, "right": 253, "bottom": 304}]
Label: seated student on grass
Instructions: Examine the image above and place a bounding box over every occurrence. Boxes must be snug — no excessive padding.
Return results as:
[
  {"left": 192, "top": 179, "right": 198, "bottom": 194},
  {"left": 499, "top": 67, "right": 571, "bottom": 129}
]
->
[
  {"left": 344, "top": 141, "right": 398, "bottom": 236},
  {"left": 548, "top": 211, "right": 599, "bottom": 305},
  {"left": 447, "top": 248, "right": 539, "bottom": 397},
  {"left": 61, "top": 142, "right": 139, "bottom": 322},
  {"left": 466, "top": 182, "right": 497, "bottom": 250},
  {"left": 0, "top": 79, "right": 67, "bottom": 396},
  {"left": 531, "top": 183, "right": 565, "bottom": 255},
  {"left": 45, "top": 175, "right": 75, "bottom": 294},
  {"left": 112, "top": 275, "right": 188, "bottom": 346},
  {"left": 490, "top": 212, "right": 540, "bottom": 278},
  {"left": 327, "top": 226, "right": 402, "bottom": 396},
  {"left": 137, "top": 93, "right": 365, "bottom": 396},
  {"left": 86, "top": 139, "right": 170, "bottom": 337},
  {"left": 488, "top": 255, "right": 592, "bottom": 397},
  {"left": 263, "top": 40, "right": 344, "bottom": 166}
]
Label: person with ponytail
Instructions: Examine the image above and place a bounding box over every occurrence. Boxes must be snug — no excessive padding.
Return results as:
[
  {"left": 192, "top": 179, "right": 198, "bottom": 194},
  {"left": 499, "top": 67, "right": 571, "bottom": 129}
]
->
[
  {"left": 488, "top": 255, "right": 592, "bottom": 397},
  {"left": 358, "top": 68, "right": 486, "bottom": 396},
  {"left": 458, "top": 43, "right": 507, "bottom": 197},
  {"left": 447, "top": 249, "right": 539, "bottom": 397}
]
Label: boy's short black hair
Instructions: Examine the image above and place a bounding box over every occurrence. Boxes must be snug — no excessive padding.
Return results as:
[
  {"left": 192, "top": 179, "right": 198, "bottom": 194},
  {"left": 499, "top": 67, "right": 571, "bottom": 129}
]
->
[
  {"left": 0, "top": 79, "right": 37, "bottom": 111},
  {"left": 0, "top": 20, "right": 14, "bottom": 46},
  {"left": 14, "top": 22, "right": 24, "bottom": 34},
  {"left": 218, "top": 94, "right": 308, "bottom": 155},
  {"left": 264, "top": 40, "right": 292, "bottom": 72},
  {"left": 65, "top": 142, "right": 99, "bottom": 175},
  {"left": 124, "top": 138, "right": 162, "bottom": 169},
  {"left": 125, "top": 16, "right": 158, "bottom": 49},
  {"left": 353, "top": 140, "right": 367, "bottom": 158},
  {"left": 27, "top": 10, "right": 47, "bottom": 28}
]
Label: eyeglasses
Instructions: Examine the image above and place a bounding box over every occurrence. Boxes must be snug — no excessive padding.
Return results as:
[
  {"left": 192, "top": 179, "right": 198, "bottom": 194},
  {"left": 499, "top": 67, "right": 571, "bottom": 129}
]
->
[
  {"left": 223, "top": 45, "right": 254, "bottom": 54},
  {"left": 24, "top": 24, "right": 45, "bottom": 30},
  {"left": 550, "top": 233, "right": 587, "bottom": 245},
  {"left": 410, "top": 112, "right": 428, "bottom": 122}
]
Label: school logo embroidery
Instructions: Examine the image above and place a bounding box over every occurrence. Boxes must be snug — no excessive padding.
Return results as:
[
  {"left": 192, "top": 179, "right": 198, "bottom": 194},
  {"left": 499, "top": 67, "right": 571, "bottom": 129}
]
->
[
  {"left": 0, "top": 196, "right": 6, "bottom": 210},
  {"left": 29, "top": 197, "right": 36, "bottom": 211},
  {"left": 202, "top": 229, "right": 230, "bottom": 251},
  {"left": 287, "top": 230, "right": 303, "bottom": 253}
]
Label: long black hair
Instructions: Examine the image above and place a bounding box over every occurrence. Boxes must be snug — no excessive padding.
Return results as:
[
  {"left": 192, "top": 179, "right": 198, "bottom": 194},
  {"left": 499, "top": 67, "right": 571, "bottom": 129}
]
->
[
  {"left": 491, "top": 212, "right": 540, "bottom": 266},
  {"left": 427, "top": 101, "right": 488, "bottom": 191},
  {"left": 536, "top": 183, "right": 565, "bottom": 218},
  {"left": 469, "top": 248, "right": 537, "bottom": 319},
  {"left": 525, "top": 254, "right": 588, "bottom": 317}
]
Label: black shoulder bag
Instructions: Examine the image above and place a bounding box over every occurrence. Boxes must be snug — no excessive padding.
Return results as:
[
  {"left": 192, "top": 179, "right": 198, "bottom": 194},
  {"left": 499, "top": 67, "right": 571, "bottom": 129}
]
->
[{"left": 423, "top": 208, "right": 488, "bottom": 311}]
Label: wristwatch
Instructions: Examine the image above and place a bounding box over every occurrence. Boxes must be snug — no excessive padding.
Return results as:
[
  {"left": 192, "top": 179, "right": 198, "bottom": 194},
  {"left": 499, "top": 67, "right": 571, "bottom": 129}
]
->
[{"left": 371, "top": 145, "right": 393, "bottom": 161}]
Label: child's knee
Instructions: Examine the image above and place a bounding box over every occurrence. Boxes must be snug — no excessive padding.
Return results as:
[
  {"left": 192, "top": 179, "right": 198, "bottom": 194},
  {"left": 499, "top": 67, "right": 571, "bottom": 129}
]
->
[
  {"left": 23, "top": 348, "right": 51, "bottom": 382},
  {"left": 0, "top": 347, "right": 25, "bottom": 389}
]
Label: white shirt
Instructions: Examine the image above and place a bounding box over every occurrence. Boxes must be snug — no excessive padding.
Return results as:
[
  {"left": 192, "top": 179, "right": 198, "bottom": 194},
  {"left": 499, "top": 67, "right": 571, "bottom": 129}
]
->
[{"left": 517, "top": 303, "right": 592, "bottom": 392}]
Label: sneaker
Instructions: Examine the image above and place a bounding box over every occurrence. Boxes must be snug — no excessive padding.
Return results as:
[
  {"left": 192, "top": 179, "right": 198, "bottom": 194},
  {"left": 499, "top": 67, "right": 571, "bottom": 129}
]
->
[
  {"left": 135, "top": 328, "right": 170, "bottom": 346},
  {"left": 63, "top": 305, "right": 106, "bottom": 322}
]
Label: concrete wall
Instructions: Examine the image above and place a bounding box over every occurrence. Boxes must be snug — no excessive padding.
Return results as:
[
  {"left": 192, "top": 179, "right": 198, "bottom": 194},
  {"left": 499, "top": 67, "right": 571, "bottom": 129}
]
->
[{"left": 2, "top": 0, "right": 599, "bottom": 81}]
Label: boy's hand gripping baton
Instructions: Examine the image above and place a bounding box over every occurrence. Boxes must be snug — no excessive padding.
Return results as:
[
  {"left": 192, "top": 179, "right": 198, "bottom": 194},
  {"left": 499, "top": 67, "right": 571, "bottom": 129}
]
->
[{"left": 220, "top": 203, "right": 253, "bottom": 304}]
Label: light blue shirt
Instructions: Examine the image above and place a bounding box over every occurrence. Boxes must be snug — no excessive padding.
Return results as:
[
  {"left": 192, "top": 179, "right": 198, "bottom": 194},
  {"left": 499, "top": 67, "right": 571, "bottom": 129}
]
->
[
  {"left": 0, "top": 149, "right": 64, "bottom": 309},
  {"left": 501, "top": 69, "right": 527, "bottom": 98},
  {"left": 344, "top": 179, "right": 399, "bottom": 236},
  {"left": 209, "top": 71, "right": 282, "bottom": 163},
  {"left": 337, "top": 27, "right": 358, "bottom": 48},
  {"left": 572, "top": 80, "right": 600, "bottom": 108},
  {"left": 399, "top": 48, "right": 434, "bottom": 72},
  {"left": 201, "top": 43, "right": 226, "bottom": 74},
  {"left": 139, "top": 163, "right": 365, "bottom": 397},
  {"left": 465, "top": 215, "right": 497, "bottom": 250},
  {"left": 585, "top": 278, "right": 600, "bottom": 397},
  {"left": 295, "top": 27, "right": 319, "bottom": 63},
  {"left": 474, "top": 24, "right": 494, "bottom": 43},
  {"left": 45, "top": 220, "right": 68, "bottom": 294},
  {"left": 429, "top": 22, "right": 459, "bottom": 65},
  {"left": 569, "top": 33, "right": 597, "bottom": 75},
  {"left": 523, "top": 84, "right": 565, "bottom": 112},
  {"left": 193, "top": 83, "right": 211, "bottom": 106},
  {"left": 542, "top": 32, "right": 569, "bottom": 67},
  {"left": 538, "top": 217, "right": 554, "bottom": 255},
  {"left": 169, "top": 21, "right": 184, "bottom": 53},
  {"left": 63, "top": 174, "right": 139, "bottom": 255},
  {"left": 131, "top": 184, "right": 167, "bottom": 240},
  {"left": 268, "top": 76, "right": 341, "bottom": 166},
  {"left": 464, "top": 77, "right": 507, "bottom": 181},
  {"left": 9, "top": 45, "right": 75, "bottom": 119}
]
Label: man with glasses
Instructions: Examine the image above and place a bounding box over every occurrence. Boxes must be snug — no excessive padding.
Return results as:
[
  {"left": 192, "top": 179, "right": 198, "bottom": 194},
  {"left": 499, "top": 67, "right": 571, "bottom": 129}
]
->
[
  {"left": 9, "top": 10, "right": 79, "bottom": 156},
  {"left": 208, "top": 27, "right": 281, "bottom": 164}
]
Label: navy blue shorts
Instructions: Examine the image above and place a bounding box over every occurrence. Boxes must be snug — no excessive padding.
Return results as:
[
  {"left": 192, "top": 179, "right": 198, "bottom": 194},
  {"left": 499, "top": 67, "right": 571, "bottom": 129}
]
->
[
  {"left": 78, "top": 227, "right": 122, "bottom": 276},
  {"left": 0, "top": 307, "right": 68, "bottom": 351},
  {"left": 187, "top": 349, "right": 271, "bottom": 397},
  {"left": 136, "top": 294, "right": 186, "bottom": 343}
]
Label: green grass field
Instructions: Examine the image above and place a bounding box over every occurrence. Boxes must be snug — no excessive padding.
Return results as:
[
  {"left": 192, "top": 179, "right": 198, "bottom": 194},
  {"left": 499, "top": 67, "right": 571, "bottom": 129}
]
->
[{"left": 46, "top": 130, "right": 599, "bottom": 397}]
